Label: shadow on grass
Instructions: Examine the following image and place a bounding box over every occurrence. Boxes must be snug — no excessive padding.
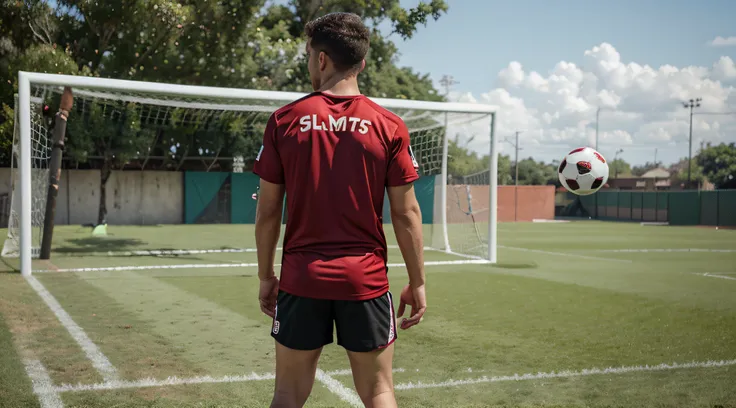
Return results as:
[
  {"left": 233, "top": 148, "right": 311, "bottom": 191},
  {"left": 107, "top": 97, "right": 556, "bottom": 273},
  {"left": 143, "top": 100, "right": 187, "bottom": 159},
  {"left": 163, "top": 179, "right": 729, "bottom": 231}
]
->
[
  {"left": 55, "top": 237, "right": 147, "bottom": 254},
  {"left": 0, "top": 257, "right": 19, "bottom": 274},
  {"left": 489, "top": 262, "right": 539, "bottom": 269}
]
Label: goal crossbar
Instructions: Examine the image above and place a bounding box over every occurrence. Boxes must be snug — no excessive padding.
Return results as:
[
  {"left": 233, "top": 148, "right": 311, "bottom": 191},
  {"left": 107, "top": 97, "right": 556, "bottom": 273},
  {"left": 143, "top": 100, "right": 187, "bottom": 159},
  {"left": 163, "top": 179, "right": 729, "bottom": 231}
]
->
[
  {"left": 14, "top": 71, "right": 500, "bottom": 276},
  {"left": 19, "top": 72, "right": 497, "bottom": 115}
]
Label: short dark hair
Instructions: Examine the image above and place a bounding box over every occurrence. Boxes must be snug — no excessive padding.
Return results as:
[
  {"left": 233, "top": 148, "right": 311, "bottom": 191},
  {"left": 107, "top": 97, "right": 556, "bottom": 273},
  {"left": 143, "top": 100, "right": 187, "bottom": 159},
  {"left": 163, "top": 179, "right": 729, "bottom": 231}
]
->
[{"left": 304, "top": 12, "right": 370, "bottom": 72}]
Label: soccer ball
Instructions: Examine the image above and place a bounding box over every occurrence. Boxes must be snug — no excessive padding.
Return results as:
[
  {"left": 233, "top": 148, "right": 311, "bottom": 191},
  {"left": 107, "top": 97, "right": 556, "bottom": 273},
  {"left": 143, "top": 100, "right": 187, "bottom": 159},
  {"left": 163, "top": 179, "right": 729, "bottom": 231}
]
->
[{"left": 557, "top": 147, "right": 609, "bottom": 195}]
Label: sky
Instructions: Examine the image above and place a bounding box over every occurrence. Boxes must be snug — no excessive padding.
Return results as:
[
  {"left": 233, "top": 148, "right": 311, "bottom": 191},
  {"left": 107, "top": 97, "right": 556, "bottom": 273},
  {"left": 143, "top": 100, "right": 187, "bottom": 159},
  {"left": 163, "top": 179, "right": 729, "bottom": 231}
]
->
[{"left": 388, "top": 0, "right": 736, "bottom": 166}]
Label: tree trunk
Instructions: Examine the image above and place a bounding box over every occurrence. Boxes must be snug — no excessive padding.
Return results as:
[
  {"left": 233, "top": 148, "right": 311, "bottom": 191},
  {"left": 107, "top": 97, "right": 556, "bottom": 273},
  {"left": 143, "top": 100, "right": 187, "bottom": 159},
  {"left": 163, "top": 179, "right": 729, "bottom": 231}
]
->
[{"left": 98, "top": 157, "right": 112, "bottom": 225}]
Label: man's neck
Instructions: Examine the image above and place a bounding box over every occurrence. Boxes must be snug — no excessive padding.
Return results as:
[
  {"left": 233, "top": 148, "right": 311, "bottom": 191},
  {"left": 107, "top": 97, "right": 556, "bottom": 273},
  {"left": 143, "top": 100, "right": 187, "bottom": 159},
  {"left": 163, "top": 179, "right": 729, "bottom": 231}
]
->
[{"left": 318, "top": 73, "right": 361, "bottom": 96}]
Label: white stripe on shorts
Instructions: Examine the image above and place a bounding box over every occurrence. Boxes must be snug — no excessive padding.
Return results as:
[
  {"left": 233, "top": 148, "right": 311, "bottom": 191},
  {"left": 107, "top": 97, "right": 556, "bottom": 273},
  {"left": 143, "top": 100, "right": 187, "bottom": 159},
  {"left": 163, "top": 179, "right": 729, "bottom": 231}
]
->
[{"left": 387, "top": 291, "right": 395, "bottom": 344}]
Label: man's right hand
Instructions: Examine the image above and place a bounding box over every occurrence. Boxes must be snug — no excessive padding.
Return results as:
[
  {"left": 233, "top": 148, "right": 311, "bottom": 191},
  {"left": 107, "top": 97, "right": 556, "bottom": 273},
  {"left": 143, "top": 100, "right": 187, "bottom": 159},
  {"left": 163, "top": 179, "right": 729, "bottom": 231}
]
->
[{"left": 397, "top": 283, "right": 426, "bottom": 330}]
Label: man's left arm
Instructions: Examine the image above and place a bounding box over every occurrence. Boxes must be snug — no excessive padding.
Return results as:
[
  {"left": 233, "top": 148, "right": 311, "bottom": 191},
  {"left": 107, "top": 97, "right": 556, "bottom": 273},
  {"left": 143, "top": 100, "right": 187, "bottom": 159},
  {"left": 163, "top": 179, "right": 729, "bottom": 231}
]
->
[
  {"left": 255, "top": 180, "right": 284, "bottom": 282},
  {"left": 253, "top": 114, "right": 285, "bottom": 317}
]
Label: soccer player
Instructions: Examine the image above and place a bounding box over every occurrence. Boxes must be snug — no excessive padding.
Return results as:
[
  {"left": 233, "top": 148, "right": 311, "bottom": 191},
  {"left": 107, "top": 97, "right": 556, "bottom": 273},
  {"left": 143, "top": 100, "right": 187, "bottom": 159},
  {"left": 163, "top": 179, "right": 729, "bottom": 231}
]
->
[{"left": 253, "top": 12, "right": 427, "bottom": 408}]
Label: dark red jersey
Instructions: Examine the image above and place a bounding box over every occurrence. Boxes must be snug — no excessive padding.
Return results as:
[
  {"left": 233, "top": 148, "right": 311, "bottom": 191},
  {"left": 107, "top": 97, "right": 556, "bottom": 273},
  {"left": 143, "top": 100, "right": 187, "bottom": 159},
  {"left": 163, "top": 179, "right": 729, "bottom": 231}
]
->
[{"left": 253, "top": 92, "right": 419, "bottom": 301}]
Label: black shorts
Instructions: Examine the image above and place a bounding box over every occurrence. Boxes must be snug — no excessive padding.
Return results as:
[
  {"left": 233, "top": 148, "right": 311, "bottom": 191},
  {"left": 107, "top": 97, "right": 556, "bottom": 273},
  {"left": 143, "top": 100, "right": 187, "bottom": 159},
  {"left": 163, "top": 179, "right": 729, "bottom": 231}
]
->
[{"left": 271, "top": 290, "right": 397, "bottom": 353}]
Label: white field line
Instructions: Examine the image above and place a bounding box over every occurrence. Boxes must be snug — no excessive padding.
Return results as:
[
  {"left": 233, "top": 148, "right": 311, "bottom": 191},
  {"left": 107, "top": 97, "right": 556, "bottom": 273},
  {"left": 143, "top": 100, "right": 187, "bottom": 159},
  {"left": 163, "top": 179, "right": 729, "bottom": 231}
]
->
[
  {"left": 54, "top": 372, "right": 275, "bottom": 392},
  {"left": 393, "top": 359, "right": 736, "bottom": 390},
  {"left": 325, "top": 368, "right": 406, "bottom": 376},
  {"left": 54, "top": 369, "right": 364, "bottom": 407},
  {"left": 33, "top": 259, "right": 491, "bottom": 274},
  {"left": 445, "top": 250, "right": 486, "bottom": 261},
  {"left": 597, "top": 248, "right": 736, "bottom": 253},
  {"left": 70, "top": 245, "right": 437, "bottom": 257},
  {"left": 25, "top": 275, "right": 120, "bottom": 382},
  {"left": 50, "top": 359, "right": 735, "bottom": 395},
  {"left": 499, "top": 245, "right": 632, "bottom": 263},
  {"left": 315, "top": 369, "right": 363, "bottom": 407},
  {"left": 53, "top": 369, "right": 407, "bottom": 393},
  {"left": 24, "top": 359, "right": 64, "bottom": 408},
  {"left": 699, "top": 273, "right": 736, "bottom": 281}
]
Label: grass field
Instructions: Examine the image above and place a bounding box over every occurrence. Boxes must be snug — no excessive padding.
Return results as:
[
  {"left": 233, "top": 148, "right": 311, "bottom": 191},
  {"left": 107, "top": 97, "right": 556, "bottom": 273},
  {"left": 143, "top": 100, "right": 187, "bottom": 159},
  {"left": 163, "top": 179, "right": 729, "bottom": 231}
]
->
[{"left": 1, "top": 221, "right": 735, "bottom": 408}]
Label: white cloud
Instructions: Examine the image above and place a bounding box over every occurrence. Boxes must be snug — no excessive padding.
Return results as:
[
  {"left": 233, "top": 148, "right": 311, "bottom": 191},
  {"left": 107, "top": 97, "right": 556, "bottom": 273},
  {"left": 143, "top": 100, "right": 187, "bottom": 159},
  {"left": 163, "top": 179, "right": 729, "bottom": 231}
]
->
[
  {"left": 447, "top": 42, "right": 736, "bottom": 166},
  {"left": 713, "top": 56, "right": 736, "bottom": 80},
  {"left": 709, "top": 36, "right": 736, "bottom": 47}
]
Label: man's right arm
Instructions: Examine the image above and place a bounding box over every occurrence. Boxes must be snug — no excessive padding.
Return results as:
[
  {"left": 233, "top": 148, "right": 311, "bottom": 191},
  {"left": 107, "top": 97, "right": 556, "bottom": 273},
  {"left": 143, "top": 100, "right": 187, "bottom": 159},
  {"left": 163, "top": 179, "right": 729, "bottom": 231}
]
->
[
  {"left": 387, "top": 183, "right": 426, "bottom": 329},
  {"left": 387, "top": 184, "right": 424, "bottom": 288},
  {"left": 385, "top": 119, "right": 426, "bottom": 329}
]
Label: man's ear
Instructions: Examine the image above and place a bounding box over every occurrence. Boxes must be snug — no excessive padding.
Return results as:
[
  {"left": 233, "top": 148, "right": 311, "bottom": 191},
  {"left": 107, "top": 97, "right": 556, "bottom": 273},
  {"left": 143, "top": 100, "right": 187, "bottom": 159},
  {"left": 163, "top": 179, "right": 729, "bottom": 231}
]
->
[
  {"left": 359, "top": 59, "right": 366, "bottom": 73},
  {"left": 319, "top": 51, "right": 328, "bottom": 71}
]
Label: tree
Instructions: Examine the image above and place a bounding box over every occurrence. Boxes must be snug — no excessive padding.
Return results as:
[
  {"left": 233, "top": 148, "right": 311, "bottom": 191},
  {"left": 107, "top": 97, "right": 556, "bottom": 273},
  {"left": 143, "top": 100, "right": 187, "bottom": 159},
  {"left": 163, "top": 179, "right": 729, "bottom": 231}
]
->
[
  {"left": 0, "top": 0, "right": 85, "bottom": 166},
  {"left": 515, "top": 158, "right": 557, "bottom": 185},
  {"left": 669, "top": 157, "right": 706, "bottom": 188},
  {"left": 609, "top": 158, "right": 631, "bottom": 178},
  {"left": 2, "top": 0, "right": 451, "bottom": 224},
  {"left": 697, "top": 142, "right": 736, "bottom": 189}
]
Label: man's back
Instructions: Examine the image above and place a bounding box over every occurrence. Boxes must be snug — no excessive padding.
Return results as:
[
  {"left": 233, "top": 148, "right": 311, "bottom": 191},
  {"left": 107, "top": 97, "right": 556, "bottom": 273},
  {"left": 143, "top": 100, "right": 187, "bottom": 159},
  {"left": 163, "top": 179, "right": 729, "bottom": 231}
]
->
[{"left": 254, "top": 91, "right": 419, "bottom": 301}]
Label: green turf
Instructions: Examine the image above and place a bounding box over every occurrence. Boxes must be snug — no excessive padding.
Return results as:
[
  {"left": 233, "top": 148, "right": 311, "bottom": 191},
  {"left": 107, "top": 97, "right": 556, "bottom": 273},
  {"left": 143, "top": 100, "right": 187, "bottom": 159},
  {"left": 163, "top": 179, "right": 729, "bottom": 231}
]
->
[
  {"left": 0, "top": 312, "right": 39, "bottom": 408},
  {"left": 0, "top": 221, "right": 735, "bottom": 407}
]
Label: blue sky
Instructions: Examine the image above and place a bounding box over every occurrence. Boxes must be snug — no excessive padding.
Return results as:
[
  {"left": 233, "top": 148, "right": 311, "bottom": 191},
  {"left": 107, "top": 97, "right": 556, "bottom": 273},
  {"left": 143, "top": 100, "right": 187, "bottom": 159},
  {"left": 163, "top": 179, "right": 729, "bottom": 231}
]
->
[
  {"left": 394, "top": 0, "right": 736, "bottom": 95},
  {"left": 382, "top": 0, "right": 736, "bottom": 166}
]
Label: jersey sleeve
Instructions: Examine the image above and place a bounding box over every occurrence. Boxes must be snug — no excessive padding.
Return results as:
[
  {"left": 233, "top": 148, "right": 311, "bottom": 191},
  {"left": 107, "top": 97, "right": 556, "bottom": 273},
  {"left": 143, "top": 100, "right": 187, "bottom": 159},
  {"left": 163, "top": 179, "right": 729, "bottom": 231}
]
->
[
  {"left": 386, "top": 120, "right": 420, "bottom": 186},
  {"left": 253, "top": 113, "right": 285, "bottom": 184}
]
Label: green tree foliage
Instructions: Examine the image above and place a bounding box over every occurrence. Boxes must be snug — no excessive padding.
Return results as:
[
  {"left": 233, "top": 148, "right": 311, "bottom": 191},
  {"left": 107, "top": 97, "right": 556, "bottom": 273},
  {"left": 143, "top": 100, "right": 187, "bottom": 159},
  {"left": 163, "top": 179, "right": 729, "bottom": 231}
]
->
[
  {"left": 609, "top": 158, "right": 632, "bottom": 178},
  {"left": 0, "top": 0, "right": 469, "bottom": 222},
  {"left": 446, "top": 135, "right": 514, "bottom": 185},
  {"left": 697, "top": 142, "right": 736, "bottom": 189},
  {"left": 515, "top": 158, "right": 558, "bottom": 185},
  {"left": 669, "top": 157, "right": 706, "bottom": 187}
]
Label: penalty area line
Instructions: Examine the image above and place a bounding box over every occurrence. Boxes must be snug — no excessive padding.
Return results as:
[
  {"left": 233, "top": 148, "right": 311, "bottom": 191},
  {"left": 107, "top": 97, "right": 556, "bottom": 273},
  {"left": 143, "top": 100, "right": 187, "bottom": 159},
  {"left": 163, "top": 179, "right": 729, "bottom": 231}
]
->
[
  {"left": 53, "top": 372, "right": 275, "bottom": 393},
  {"left": 315, "top": 369, "right": 363, "bottom": 407},
  {"left": 33, "top": 259, "right": 491, "bottom": 274},
  {"left": 77, "top": 244, "right": 433, "bottom": 257},
  {"left": 25, "top": 275, "right": 120, "bottom": 383},
  {"left": 499, "top": 245, "right": 632, "bottom": 263},
  {"left": 54, "top": 368, "right": 408, "bottom": 393},
  {"left": 394, "top": 359, "right": 736, "bottom": 390},
  {"left": 24, "top": 359, "right": 64, "bottom": 408}
]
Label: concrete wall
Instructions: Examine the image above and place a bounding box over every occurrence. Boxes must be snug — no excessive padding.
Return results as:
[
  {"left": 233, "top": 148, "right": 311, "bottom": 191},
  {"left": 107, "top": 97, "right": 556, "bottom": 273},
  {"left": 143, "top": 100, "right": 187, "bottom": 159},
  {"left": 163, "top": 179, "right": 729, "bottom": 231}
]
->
[
  {"left": 0, "top": 167, "right": 555, "bottom": 228},
  {"left": 0, "top": 168, "right": 183, "bottom": 226}
]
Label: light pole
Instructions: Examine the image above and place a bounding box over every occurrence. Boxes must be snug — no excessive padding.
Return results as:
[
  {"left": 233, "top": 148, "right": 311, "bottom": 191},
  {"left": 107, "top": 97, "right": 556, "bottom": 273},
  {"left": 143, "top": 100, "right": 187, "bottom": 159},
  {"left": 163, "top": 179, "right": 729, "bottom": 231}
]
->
[
  {"left": 613, "top": 149, "right": 623, "bottom": 180},
  {"left": 683, "top": 98, "right": 701, "bottom": 186},
  {"left": 594, "top": 106, "right": 612, "bottom": 151},
  {"left": 654, "top": 148, "right": 658, "bottom": 167}
]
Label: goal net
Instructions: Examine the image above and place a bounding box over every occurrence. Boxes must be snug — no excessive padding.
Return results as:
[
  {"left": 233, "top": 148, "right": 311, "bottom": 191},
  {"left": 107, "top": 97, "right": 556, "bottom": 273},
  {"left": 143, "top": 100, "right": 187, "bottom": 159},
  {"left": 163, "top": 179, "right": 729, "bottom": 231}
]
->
[{"left": 6, "top": 72, "right": 498, "bottom": 276}]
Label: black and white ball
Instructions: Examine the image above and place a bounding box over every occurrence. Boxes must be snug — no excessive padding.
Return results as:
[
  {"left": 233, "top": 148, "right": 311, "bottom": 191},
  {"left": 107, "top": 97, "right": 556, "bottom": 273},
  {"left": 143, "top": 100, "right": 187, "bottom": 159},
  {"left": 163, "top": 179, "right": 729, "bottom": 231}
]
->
[{"left": 558, "top": 147, "right": 609, "bottom": 195}]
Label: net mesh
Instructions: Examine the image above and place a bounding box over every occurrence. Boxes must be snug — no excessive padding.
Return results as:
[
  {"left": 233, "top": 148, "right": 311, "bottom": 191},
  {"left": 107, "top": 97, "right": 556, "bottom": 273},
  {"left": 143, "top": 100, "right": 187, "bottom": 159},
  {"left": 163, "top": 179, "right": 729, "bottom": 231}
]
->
[
  {"left": 4, "top": 82, "right": 494, "bottom": 261},
  {"left": 2, "top": 91, "right": 51, "bottom": 258}
]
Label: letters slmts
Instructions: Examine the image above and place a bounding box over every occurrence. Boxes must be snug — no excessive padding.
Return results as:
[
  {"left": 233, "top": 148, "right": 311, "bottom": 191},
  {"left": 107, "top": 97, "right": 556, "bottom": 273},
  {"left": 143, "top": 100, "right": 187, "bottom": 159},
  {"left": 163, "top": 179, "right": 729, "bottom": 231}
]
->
[{"left": 299, "top": 114, "right": 373, "bottom": 134}]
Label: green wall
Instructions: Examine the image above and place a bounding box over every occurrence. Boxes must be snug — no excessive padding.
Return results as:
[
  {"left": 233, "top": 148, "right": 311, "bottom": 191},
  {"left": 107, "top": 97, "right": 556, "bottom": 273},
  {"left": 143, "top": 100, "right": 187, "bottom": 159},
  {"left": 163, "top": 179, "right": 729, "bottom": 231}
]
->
[{"left": 570, "top": 189, "right": 736, "bottom": 227}]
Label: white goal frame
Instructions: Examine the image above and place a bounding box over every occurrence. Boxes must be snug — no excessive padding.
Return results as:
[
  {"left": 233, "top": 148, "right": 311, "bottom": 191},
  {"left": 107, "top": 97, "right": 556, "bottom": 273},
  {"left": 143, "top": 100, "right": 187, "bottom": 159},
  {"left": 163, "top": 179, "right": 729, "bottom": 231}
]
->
[{"left": 14, "top": 71, "right": 499, "bottom": 276}]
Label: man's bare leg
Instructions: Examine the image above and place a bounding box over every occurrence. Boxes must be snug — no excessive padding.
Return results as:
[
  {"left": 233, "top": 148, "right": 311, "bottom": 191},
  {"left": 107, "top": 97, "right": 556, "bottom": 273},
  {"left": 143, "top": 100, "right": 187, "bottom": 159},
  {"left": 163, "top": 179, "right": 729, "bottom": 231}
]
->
[
  {"left": 346, "top": 343, "right": 398, "bottom": 408},
  {"left": 271, "top": 341, "right": 323, "bottom": 408}
]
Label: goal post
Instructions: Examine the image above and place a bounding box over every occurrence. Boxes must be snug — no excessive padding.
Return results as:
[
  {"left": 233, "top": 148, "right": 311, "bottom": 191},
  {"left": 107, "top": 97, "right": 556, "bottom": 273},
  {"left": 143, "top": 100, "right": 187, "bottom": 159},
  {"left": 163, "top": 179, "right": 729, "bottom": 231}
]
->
[{"left": 9, "top": 71, "right": 498, "bottom": 276}]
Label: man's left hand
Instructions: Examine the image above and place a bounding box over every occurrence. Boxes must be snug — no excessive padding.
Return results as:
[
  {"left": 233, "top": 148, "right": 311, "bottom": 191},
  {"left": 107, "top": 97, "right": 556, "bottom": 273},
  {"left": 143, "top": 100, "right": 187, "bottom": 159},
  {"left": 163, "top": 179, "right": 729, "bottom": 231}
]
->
[{"left": 259, "top": 275, "right": 279, "bottom": 318}]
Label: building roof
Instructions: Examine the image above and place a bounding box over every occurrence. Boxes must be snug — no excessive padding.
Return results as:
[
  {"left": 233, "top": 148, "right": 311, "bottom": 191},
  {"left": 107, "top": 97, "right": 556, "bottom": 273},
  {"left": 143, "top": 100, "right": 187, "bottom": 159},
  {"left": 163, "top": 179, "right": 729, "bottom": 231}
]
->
[{"left": 641, "top": 168, "right": 670, "bottom": 179}]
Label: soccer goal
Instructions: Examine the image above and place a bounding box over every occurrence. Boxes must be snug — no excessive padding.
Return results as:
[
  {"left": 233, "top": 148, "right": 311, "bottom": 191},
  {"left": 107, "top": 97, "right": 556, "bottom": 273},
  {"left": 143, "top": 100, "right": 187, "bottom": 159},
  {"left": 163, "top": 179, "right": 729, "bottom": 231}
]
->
[{"left": 6, "top": 71, "right": 499, "bottom": 276}]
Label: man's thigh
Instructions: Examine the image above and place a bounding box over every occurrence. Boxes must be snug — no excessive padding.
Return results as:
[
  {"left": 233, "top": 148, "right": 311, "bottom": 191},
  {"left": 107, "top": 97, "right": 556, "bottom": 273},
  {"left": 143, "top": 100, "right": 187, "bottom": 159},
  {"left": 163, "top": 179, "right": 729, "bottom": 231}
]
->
[
  {"left": 272, "top": 290, "right": 333, "bottom": 350},
  {"left": 333, "top": 291, "right": 397, "bottom": 353}
]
